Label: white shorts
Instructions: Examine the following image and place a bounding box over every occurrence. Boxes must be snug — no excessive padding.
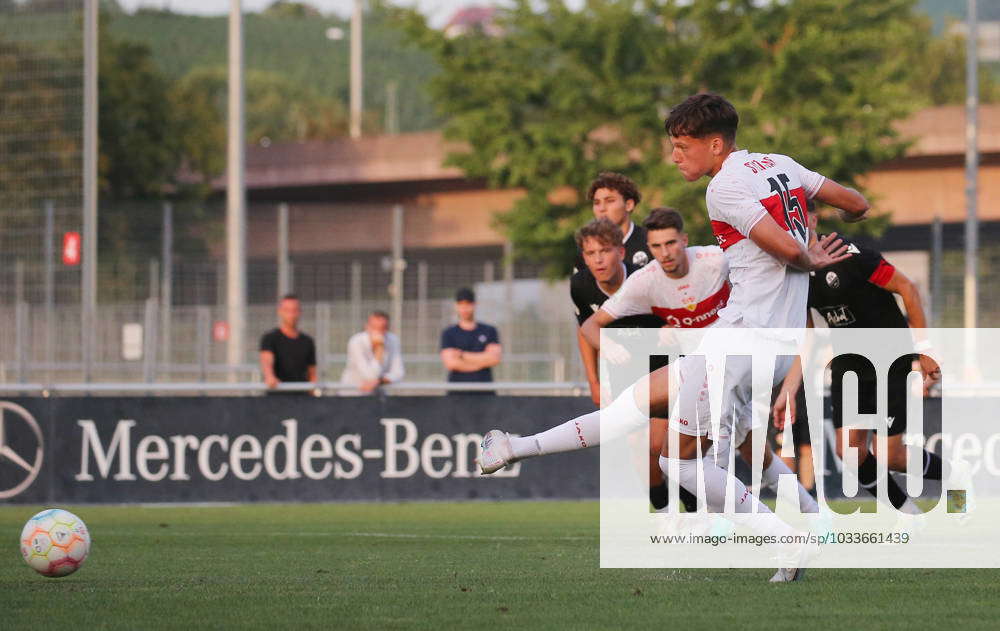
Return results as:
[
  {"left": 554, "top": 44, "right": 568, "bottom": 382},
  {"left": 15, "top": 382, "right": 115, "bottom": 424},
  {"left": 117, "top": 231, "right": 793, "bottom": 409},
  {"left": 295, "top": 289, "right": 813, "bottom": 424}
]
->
[{"left": 668, "top": 326, "right": 795, "bottom": 447}]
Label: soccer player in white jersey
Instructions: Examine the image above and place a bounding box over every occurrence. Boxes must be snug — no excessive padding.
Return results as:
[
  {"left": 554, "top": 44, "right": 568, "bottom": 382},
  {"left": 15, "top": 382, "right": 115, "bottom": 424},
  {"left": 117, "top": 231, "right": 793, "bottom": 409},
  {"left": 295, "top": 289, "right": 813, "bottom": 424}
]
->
[
  {"left": 480, "top": 94, "right": 869, "bottom": 581},
  {"left": 579, "top": 207, "right": 818, "bottom": 514}
]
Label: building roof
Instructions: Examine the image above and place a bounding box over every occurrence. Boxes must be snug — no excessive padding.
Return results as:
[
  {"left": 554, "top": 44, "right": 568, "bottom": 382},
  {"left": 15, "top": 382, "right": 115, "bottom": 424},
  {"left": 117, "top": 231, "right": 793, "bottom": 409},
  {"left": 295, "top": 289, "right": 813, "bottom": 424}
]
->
[
  {"left": 444, "top": 6, "right": 498, "bottom": 30},
  {"left": 225, "top": 105, "right": 999, "bottom": 192},
  {"left": 897, "top": 104, "right": 1000, "bottom": 157},
  {"left": 233, "top": 131, "right": 466, "bottom": 191}
]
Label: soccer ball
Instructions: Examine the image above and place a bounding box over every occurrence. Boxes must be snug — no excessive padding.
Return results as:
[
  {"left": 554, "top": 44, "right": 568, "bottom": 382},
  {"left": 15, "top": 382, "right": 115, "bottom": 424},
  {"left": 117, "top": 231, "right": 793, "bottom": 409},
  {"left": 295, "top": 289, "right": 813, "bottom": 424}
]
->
[{"left": 20, "top": 508, "right": 91, "bottom": 577}]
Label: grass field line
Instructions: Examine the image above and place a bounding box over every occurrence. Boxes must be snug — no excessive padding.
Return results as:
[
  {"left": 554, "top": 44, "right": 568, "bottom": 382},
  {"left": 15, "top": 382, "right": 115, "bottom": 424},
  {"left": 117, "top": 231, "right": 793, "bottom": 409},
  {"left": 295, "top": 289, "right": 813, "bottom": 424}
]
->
[{"left": 339, "top": 531, "right": 595, "bottom": 541}]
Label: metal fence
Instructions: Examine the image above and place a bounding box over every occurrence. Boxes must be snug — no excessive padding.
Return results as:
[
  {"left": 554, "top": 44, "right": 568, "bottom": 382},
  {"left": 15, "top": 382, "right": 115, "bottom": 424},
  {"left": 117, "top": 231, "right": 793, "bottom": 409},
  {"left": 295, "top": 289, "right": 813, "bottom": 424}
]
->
[
  {"left": 3, "top": 240, "right": 1000, "bottom": 389},
  {"left": 0, "top": 269, "right": 582, "bottom": 387}
]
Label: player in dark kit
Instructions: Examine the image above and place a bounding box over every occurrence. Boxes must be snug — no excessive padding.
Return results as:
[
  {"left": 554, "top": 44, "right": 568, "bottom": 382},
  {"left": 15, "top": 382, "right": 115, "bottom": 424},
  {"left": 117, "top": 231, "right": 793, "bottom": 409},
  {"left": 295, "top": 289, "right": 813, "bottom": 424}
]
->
[
  {"left": 569, "top": 218, "right": 698, "bottom": 513},
  {"left": 573, "top": 172, "right": 651, "bottom": 274},
  {"left": 774, "top": 212, "right": 954, "bottom": 516}
]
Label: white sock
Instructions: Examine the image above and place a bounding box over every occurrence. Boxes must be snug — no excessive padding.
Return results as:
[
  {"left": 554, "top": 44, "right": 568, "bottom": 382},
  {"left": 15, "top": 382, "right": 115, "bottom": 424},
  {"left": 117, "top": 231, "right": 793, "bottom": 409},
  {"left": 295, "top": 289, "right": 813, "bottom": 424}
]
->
[
  {"left": 761, "top": 457, "right": 819, "bottom": 514},
  {"left": 600, "top": 383, "right": 649, "bottom": 440},
  {"left": 508, "top": 410, "right": 602, "bottom": 459},
  {"left": 660, "top": 455, "right": 798, "bottom": 538}
]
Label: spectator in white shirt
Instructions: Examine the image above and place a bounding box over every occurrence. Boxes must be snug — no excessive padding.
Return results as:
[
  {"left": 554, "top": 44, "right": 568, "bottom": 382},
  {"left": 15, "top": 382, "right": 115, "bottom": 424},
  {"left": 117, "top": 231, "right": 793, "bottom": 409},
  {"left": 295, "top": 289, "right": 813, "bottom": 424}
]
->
[{"left": 340, "top": 311, "right": 404, "bottom": 394}]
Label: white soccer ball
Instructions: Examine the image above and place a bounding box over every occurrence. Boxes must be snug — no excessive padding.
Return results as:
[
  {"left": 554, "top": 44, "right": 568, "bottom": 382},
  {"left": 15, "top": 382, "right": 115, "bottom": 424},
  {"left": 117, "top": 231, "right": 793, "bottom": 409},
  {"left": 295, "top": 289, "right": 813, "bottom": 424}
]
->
[{"left": 20, "top": 508, "right": 91, "bottom": 577}]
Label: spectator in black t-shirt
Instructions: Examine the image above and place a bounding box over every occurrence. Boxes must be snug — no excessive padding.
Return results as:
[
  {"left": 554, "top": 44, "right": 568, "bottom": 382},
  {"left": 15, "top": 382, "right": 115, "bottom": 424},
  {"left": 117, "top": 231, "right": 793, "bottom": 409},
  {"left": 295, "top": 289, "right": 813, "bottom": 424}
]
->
[
  {"left": 439, "top": 288, "right": 502, "bottom": 391},
  {"left": 259, "top": 294, "right": 317, "bottom": 393}
]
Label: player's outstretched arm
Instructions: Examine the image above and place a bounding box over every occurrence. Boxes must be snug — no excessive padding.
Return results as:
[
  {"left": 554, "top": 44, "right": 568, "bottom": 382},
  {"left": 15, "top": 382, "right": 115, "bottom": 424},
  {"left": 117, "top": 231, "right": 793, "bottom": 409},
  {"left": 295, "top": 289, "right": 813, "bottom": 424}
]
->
[
  {"left": 881, "top": 267, "right": 940, "bottom": 384},
  {"left": 580, "top": 309, "right": 617, "bottom": 350},
  {"left": 813, "top": 179, "right": 869, "bottom": 223}
]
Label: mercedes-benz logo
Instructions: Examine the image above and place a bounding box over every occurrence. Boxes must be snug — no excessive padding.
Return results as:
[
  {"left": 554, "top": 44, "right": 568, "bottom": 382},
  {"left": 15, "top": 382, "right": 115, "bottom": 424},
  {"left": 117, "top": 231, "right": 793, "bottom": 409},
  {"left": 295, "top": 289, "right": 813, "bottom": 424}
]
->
[{"left": 0, "top": 401, "right": 44, "bottom": 499}]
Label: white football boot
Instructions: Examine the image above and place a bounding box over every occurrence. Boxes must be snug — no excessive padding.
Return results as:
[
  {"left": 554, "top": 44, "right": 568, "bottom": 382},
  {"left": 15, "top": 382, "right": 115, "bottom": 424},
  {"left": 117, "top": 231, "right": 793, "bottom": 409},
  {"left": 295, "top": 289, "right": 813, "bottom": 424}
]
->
[
  {"left": 479, "top": 430, "right": 518, "bottom": 474},
  {"left": 769, "top": 537, "right": 821, "bottom": 583}
]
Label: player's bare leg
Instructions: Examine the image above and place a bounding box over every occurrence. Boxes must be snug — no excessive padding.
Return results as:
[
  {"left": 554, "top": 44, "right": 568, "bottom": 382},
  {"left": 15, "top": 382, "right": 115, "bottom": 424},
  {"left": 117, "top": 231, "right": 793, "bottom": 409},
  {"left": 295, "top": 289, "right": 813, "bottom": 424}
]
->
[
  {"left": 873, "top": 433, "right": 953, "bottom": 484},
  {"left": 871, "top": 432, "right": 974, "bottom": 517},
  {"left": 648, "top": 418, "right": 669, "bottom": 510},
  {"left": 797, "top": 444, "right": 815, "bottom": 491}
]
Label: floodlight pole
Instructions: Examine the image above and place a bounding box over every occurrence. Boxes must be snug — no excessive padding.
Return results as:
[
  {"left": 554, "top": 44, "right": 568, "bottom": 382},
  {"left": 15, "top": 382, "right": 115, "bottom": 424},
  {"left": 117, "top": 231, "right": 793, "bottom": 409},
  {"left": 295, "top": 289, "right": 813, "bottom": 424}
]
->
[
  {"left": 350, "top": 0, "right": 363, "bottom": 138},
  {"left": 227, "top": 0, "right": 247, "bottom": 380},
  {"left": 82, "top": 0, "right": 98, "bottom": 382},
  {"left": 964, "top": 0, "right": 979, "bottom": 331},
  {"left": 277, "top": 202, "right": 290, "bottom": 298}
]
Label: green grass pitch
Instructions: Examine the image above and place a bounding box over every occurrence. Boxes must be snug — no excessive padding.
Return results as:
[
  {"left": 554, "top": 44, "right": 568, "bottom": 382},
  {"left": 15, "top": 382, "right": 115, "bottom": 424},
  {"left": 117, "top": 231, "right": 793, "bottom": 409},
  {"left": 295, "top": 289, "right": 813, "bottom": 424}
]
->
[{"left": 3, "top": 501, "right": 999, "bottom": 630}]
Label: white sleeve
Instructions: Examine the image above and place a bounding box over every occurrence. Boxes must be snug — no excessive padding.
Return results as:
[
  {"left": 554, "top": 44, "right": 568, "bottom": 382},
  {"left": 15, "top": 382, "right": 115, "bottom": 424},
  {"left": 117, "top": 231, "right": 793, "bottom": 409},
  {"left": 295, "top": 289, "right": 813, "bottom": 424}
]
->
[
  {"left": 384, "top": 334, "right": 405, "bottom": 383},
  {"left": 346, "top": 334, "right": 381, "bottom": 382},
  {"left": 708, "top": 176, "right": 769, "bottom": 237},
  {"left": 795, "top": 161, "right": 826, "bottom": 198},
  {"left": 601, "top": 272, "right": 652, "bottom": 319}
]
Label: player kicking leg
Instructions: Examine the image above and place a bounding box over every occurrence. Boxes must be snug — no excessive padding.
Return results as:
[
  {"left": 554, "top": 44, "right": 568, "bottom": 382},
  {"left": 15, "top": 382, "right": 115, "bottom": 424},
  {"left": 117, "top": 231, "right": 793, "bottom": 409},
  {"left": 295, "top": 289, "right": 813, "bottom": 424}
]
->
[{"left": 481, "top": 351, "right": 818, "bottom": 582}]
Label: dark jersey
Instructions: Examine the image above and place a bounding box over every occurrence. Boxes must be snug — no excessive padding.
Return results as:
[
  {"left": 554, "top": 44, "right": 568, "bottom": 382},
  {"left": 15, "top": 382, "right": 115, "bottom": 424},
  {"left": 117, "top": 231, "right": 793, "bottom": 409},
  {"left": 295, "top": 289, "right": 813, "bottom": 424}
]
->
[
  {"left": 259, "top": 328, "right": 316, "bottom": 382},
  {"left": 573, "top": 222, "right": 651, "bottom": 275},
  {"left": 571, "top": 261, "right": 637, "bottom": 326},
  {"left": 570, "top": 260, "right": 666, "bottom": 382},
  {"left": 808, "top": 237, "right": 908, "bottom": 329},
  {"left": 440, "top": 322, "right": 500, "bottom": 383},
  {"left": 811, "top": 238, "right": 917, "bottom": 433}
]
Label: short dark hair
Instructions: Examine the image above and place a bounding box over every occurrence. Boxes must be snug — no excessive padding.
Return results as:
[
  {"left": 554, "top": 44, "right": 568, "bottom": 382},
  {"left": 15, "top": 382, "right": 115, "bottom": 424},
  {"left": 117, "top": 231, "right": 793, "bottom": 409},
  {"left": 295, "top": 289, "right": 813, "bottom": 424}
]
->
[
  {"left": 664, "top": 93, "right": 739, "bottom": 145},
  {"left": 586, "top": 172, "right": 641, "bottom": 206},
  {"left": 643, "top": 207, "right": 685, "bottom": 233},
  {"left": 280, "top": 293, "right": 299, "bottom": 302},
  {"left": 575, "top": 218, "right": 624, "bottom": 251},
  {"left": 455, "top": 287, "right": 475, "bottom": 303},
  {"left": 369, "top": 310, "right": 389, "bottom": 322}
]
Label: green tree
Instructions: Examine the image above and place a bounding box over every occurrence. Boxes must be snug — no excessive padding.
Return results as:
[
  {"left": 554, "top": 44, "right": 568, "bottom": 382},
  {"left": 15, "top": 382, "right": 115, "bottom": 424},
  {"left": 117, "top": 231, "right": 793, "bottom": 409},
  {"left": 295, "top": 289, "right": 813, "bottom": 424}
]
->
[
  {"left": 99, "top": 27, "right": 178, "bottom": 200},
  {"left": 398, "top": 0, "right": 940, "bottom": 276},
  {"left": 170, "top": 65, "right": 350, "bottom": 179},
  {"left": 98, "top": 22, "right": 217, "bottom": 298},
  {"left": 909, "top": 24, "right": 1000, "bottom": 105},
  {"left": 263, "top": 1, "right": 322, "bottom": 18}
]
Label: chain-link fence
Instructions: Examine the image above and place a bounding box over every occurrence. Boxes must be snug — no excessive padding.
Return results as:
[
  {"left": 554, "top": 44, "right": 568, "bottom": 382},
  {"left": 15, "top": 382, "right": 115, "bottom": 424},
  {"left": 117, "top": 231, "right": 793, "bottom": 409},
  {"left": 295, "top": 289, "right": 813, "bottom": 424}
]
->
[
  {"left": 2, "top": 241, "right": 1000, "bottom": 388},
  {"left": 0, "top": 0, "right": 83, "bottom": 314},
  {"left": 0, "top": 255, "right": 582, "bottom": 387}
]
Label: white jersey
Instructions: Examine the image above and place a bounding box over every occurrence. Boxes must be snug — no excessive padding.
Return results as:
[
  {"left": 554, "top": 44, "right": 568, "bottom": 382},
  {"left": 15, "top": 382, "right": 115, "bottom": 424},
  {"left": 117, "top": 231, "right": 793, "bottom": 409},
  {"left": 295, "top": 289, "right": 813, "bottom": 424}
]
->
[
  {"left": 707, "top": 150, "right": 825, "bottom": 329},
  {"left": 601, "top": 246, "right": 730, "bottom": 328}
]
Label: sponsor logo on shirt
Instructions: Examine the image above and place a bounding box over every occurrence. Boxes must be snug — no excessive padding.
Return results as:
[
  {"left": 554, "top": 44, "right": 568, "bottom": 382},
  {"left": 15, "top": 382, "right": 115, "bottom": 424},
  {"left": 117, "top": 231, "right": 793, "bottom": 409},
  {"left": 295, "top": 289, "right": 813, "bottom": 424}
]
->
[
  {"left": 822, "top": 305, "right": 856, "bottom": 327},
  {"left": 652, "top": 283, "right": 731, "bottom": 328},
  {"left": 826, "top": 271, "right": 840, "bottom": 289},
  {"left": 478, "top": 334, "right": 487, "bottom": 343}
]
